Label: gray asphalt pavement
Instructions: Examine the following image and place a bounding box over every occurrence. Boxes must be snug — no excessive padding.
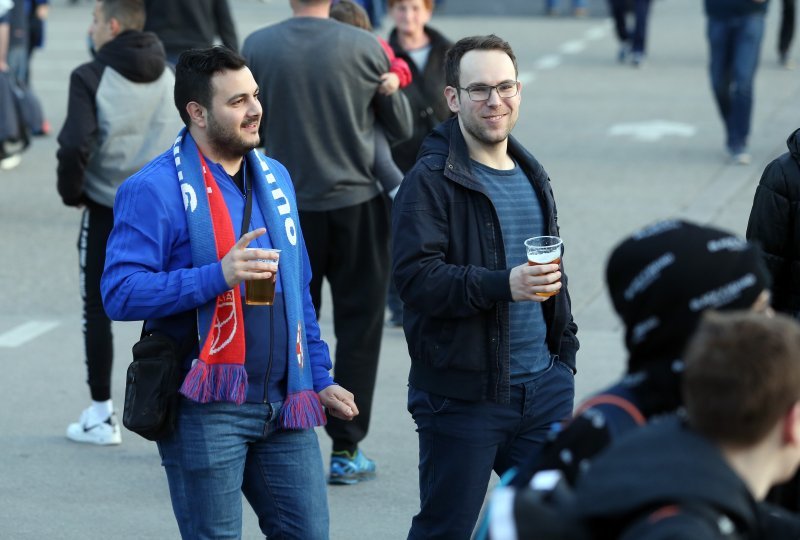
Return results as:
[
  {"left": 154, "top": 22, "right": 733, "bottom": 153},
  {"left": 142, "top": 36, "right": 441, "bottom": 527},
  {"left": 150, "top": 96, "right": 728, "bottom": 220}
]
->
[{"left": 1, "top": 0, "right": 799, "bottom": 538}]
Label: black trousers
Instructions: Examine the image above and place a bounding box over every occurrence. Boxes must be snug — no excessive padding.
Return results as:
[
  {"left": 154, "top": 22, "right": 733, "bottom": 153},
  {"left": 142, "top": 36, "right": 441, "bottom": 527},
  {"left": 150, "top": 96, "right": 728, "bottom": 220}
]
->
[
  {"left": 780, "top": 0, "right": 796, "bottom": 57},
  {"left": 78, "top": 202, "right": 115, "bottom": 402},
  {"left": 300, "top": 196, "right": 390, "bottom": 454}
]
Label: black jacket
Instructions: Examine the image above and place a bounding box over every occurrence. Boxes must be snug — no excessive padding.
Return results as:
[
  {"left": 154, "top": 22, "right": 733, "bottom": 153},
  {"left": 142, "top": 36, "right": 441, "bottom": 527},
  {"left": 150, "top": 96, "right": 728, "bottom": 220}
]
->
[
  {"left": 388, "top": 25, "right": 452, "bottom": 173},
  {"left": 143, "top": 0, "right": 238, "bottom": 59},
  {"left": 392, "top": 117, "right": 579, "bottom": 404},
  {"left": 575, "top": 418, "right": 761, "bottom": 539},
  {"left": 746, "top": 129, "right": 800, "bottom": 317}
]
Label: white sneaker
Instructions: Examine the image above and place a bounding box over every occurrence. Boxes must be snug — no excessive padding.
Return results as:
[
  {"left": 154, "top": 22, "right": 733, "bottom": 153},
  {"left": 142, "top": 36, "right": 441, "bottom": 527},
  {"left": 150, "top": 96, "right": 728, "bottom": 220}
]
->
[
  {"left": 732, "top": 152, "right": 751, "bottom": 165},
  {"left": 0, "top": 154, "right": 22, "bottom": 170},
  {"left": 66, "top": 407, "right": 122, "bottom": 445}
]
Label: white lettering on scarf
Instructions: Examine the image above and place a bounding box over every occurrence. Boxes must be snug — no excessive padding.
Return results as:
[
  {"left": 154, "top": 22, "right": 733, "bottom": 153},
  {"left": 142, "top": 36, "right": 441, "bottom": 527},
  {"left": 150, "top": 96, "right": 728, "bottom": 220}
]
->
[{"left": 264, "top": 170, "right": 298, "bottom": 246}]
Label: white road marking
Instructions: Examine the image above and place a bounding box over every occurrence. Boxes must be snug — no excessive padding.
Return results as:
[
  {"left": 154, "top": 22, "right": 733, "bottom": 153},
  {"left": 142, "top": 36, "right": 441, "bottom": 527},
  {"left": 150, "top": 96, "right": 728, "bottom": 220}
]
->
[
  {"left": 608, "top": 120, "right": 697, "bottom": 142},
  {"left": 0, "top": 321, "right": 60, "bottom": 348},
  {"left": 560, "top": 41, "right": 586, "bottom": 54},
  {"left": 534, "top": 55, "right": 562, "bottom": 70},
  {"left": 584, "top": 25, "right": 610, "bottom": 41}
]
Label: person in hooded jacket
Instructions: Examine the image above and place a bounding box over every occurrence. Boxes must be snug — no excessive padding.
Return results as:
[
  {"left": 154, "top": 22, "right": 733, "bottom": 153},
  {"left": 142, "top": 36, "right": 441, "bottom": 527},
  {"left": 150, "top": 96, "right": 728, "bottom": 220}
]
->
[
  {"left": 747, "top": 129, "right": 800, "bottom": 321},
  {"left": 56, "top": 0, "right": 182, "bottom": 446},
  {"left": 570, "top": 312, "right": 800, "bottom": 539}
]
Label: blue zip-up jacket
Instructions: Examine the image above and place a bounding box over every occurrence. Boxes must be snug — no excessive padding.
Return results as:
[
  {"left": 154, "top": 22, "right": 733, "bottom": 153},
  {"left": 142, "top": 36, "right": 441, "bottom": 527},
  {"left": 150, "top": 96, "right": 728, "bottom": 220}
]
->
[
  {"left": 101, "top": 146, "right": 335, "bottom": 403},
  {"left": 704, "top": 0, "right": 768, "bottom": 19}
]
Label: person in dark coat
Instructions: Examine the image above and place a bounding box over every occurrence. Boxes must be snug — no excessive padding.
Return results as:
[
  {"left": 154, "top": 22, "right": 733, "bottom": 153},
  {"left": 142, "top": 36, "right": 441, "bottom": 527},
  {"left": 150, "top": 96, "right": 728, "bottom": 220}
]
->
[{"left": 747, "top": 128, "right": 800, "bottom": 320}]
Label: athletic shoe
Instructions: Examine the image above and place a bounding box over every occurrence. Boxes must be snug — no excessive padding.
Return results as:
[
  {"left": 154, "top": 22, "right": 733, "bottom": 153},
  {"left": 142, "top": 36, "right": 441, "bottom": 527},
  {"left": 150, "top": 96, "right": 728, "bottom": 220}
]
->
[
  {"left": 66, "top": 407, "right": 122, "bottom": 446},
  {"left": 0, "top": 154, "right": 22, "bottom": 170},
  {"left": 731, "top": 152, "right": 751, "bottom": 166},
  {"left": 328, "top": 449, "right": 376, "bottom": 485}
]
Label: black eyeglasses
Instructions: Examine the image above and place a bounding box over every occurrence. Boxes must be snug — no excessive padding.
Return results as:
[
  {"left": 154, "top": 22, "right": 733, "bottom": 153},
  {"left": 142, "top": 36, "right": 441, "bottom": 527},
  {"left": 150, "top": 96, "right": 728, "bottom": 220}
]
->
[{"left": 456, "top": 81, "right": 520, "bottom": 102}]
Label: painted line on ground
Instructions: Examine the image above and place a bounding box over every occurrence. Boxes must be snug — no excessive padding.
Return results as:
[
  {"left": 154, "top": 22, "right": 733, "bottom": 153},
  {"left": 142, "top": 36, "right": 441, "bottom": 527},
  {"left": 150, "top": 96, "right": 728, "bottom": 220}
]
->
[{"left": 0, "top": 320, "right": 60, "bottom": 348}]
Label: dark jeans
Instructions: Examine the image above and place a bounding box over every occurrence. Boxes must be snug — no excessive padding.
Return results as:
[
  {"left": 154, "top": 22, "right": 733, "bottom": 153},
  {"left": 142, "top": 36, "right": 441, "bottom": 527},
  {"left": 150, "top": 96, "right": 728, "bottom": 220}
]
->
[
  {"left": 707, "top": 13, "right": 766, "bottom": 154},
  {"left": 300, "top": 195, "right": 390, "bottom": 454},
  {"left": 78, "top": 202, "right": 114, "bottom": 402},
  {"left": 780, "top": 0, "right": 796, "bottom": 57},
  {"left": 608, "top": 0, "right": 651, "bottom": 54},
  {"left": 157, "top": 399, "right": 328, "bottom": 539},
  {"left": 407, "top": 358, "right": 575, "bottom": 539}
]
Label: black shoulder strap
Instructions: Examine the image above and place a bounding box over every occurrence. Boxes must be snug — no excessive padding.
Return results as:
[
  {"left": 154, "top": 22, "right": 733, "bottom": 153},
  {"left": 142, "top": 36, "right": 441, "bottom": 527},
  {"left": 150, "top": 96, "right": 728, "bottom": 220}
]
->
[{"left": 240, "top": 168, "right": 253, "bottom": 239}]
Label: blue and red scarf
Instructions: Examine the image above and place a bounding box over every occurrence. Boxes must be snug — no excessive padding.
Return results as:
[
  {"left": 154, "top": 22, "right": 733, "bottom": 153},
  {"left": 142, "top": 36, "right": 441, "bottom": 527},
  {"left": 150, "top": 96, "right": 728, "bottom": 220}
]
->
[{"left": 173, "top": 129, "right": 326, "bottom": 429}]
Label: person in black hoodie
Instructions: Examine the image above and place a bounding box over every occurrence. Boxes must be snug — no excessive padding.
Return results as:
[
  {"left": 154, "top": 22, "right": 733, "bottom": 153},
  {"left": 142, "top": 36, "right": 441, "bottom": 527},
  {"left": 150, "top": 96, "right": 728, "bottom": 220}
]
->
[
  {"left": 572, "top": 311, "right": 800, "bottom": 539},
  {"left": 56, "top": 0, "right": 182, "bottom": 446},
  {"left": 489, "top": 312, "right": 800, "bottom": 540}
]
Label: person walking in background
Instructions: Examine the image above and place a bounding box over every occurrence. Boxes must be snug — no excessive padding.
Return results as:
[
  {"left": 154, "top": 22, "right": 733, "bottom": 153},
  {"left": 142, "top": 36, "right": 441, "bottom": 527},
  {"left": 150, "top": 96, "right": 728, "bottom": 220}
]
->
[
  {"left": 704, "top": 0, "right": 769, "bottom": 166},
  {"left": 243, "top": 0, "right": 412, "bottom": 486},
  {"left": 779, "top": 0, "right": 796, "bottom": 67},
  {"left": 608, "top": 0, "right": 652, "bottom": 66},
  {"left": 385, "top": 0, "right": 451, "bottom": 326},
  {"left": 392, "top": 34, "right": 579, "bottom": 539},
  {"left": 101, "top": 46, "right": 359, "bottom": 538},
  {"left": 545, "top": 0, "right": 587, "bottom": 18},
  {"left": 143, "top": 0, "right": 238, "bottom": 64},
  {"left": 57, "top": 0, "right": 181, "bottom": 445},
  {"left": 330, "top": 0, "right": 410, "bottom": 199}
]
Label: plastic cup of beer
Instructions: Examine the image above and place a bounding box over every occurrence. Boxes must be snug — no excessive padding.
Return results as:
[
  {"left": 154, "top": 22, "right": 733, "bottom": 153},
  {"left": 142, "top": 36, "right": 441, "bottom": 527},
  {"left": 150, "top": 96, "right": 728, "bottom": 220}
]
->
[
  {"left": 524, "top": 236, "right": 562, "bottom": 298},
  {"left": 244, "top": 248, "right": 281, "bottom": 306}
]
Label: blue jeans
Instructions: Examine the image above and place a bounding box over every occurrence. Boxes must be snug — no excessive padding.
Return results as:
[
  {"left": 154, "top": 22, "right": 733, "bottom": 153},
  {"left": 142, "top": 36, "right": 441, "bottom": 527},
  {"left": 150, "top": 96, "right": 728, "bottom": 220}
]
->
[
  {"left": 546, "top": 0, "right": 587, "bottom": 9},
  {"left": 608, "top": 0, "right": 651, "bottom": 54},
  {"left": 707, "top": 13, "right": 766, "bottom": 154},
  {"left": 406, "top": 357, "right": 575, "bottom": 539},
  {"left": 157, "top": 399, "right": 329, "bottom": 540}
]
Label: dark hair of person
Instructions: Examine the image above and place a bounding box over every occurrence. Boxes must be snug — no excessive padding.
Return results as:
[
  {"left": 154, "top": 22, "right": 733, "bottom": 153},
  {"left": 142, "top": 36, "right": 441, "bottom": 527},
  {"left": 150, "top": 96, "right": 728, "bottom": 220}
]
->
[
  {"left": 174, "top": 47, "right": 247, "bottom": 126},
  {"left": 684, "top": 311, "right": 800, "bottom": 447},
  {"left": 100, "top": 0, "right": 145, "bottom": 32},
  {"left": 330, "top": 0, "right": 372, "bottom": 31},
  {"left": 444, "top": 34, "right": 518, "bottom": 90}
]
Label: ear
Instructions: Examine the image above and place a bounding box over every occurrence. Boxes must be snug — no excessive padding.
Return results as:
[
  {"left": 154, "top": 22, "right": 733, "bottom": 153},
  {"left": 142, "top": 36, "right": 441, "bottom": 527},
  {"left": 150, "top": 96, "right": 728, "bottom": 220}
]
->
[
  {"left": 782, "top": 402, "right": 800, "bottom": 446},
  {"left": 186, "top": 102, "right": 207, "bottom": 129},
  {"left": 444, "top": 86, "right": 460, "bottom": 114},
  {"left": 108, "top": 17, "right": 122, "bottom": 37}
]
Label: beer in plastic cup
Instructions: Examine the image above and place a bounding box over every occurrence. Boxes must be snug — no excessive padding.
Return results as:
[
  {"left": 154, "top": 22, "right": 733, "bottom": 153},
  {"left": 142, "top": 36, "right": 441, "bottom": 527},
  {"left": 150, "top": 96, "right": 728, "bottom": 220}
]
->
[
  {"left": 244, "top": 248, "right": 280, "bottom": 306},
  {"left": 524, "top": 236, "right": 562, "bottom": 298}
]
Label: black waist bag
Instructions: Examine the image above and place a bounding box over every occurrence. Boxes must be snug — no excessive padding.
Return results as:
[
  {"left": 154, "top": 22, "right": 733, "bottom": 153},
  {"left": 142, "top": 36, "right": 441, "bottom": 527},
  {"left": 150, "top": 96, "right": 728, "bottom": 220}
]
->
[{"left": 123, "top": 329, "right": 192, "bottom": 441}]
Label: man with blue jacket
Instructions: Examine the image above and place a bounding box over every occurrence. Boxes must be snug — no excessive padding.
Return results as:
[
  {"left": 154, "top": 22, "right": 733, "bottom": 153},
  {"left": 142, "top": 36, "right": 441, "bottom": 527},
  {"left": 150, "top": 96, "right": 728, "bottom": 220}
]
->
[
  {"left": 101, "top": 47, "right": 358, "bottom": 539},
  {"left": 705, "top": 0, "right": 769, "bottom": 165},
  {"left": 392, "top": 34, "right": 579, "bottom": 539}
]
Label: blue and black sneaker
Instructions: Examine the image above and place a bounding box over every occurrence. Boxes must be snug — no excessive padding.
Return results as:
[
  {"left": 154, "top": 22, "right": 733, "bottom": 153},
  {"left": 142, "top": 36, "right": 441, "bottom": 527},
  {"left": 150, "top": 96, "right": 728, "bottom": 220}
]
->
[{"left": 328, "top": 449, "right": 376, "bottom": 485}]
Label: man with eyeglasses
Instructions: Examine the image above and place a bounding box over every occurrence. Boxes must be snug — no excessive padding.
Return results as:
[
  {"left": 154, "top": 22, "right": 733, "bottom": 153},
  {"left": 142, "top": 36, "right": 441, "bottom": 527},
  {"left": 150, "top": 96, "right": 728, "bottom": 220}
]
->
[{"left": 392, "top": 34, "right": 579, "bottom": 539}]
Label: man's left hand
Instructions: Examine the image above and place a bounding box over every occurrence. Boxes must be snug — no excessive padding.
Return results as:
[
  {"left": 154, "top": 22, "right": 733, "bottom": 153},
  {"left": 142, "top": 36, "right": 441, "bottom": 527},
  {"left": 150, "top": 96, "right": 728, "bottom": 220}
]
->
[{"left": 319, "top": 385, "right": 359, "bottom": 421}]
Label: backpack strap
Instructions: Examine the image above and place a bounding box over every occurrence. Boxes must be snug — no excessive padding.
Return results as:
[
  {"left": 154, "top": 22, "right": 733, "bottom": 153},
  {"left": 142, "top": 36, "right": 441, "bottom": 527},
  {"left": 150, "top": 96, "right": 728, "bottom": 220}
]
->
[{"left": 575, "top": 394, "right": 647, "bottom": 427}]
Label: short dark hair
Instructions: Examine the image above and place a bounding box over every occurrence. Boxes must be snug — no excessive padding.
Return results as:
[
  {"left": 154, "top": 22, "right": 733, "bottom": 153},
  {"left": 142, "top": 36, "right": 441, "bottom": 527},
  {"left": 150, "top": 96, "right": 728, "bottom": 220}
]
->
[
  {"left": 330, "top": 0, "right": 372, "bottom": 31},
  {"left": 684, "top": 311, "right": 800, "bottom": 447},
  {"left": 100, "top": 0, "right": 145, "bottom": 32},
  {"left": 174, "top": 47, "right": 247, "bottom": 126},
  {"left": 444, "top": 34, "right": 518, "bottom": 89}
]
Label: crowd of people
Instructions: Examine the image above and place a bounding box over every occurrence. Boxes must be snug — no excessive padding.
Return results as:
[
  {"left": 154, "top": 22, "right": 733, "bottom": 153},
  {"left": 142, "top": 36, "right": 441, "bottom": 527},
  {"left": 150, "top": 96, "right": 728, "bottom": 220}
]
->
[{"left": 28, "top": 0, "right": 800, "bottom": 538}]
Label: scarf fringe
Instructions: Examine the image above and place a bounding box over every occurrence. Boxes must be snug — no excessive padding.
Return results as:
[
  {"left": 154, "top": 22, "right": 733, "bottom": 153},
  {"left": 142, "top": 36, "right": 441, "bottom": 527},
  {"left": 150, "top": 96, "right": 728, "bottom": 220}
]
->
[
  {"left": 279, "top": 390, "right": 327, "bottom": 429},
  {"left": 179, "top": 360, "right": 248, "bottom": 405}
]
